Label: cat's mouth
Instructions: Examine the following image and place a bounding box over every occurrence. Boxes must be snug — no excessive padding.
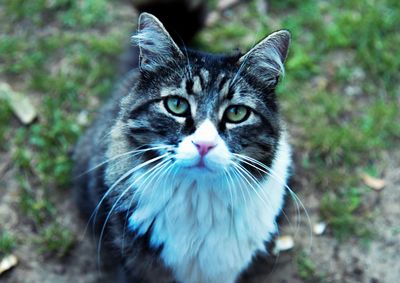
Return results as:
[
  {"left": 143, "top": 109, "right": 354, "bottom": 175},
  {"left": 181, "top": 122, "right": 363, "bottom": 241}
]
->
[
  {"left": 196, "top": 157, "right": 206, "bottom": 167},
  {"left": 188, "top": 165, "right": 214, "bottom": 173},
  {"left": 187, "top": 158, "right": 213, "bottom": 171},
  {"left": 178, "top": 156, "right": 216, "bottom": 173}
]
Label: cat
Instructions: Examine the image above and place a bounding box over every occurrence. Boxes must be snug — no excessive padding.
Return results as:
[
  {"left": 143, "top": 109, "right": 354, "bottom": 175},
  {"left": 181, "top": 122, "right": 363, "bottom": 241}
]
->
[{"left": 74, "top": 12, "right": 291, "bottom": 283}]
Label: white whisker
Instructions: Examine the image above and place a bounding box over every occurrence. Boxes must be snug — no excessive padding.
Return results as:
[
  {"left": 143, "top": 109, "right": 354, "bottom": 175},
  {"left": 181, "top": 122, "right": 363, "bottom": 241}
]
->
[
  {"left": 231, "top": 162, "right": 274, "bottom": 210},
  {"left": 233, "top": 156, "right": 292, "bottom": 230},
  {"left": 120, "top": 158, "right": 174, "bottom": 256},
  {"left": 84, "top": 153, "right": 170, "bottom": 237},
  {"left": 78, "top": 145, "right": 171, "bottom": 178},
  {"left": 232, "top": 153, "right": 313, "bottom": 251},
  {"left": 97, "top": 155, "right": 172, "bottom": 265},
  {"left": 233, "top": 154, "right": 300, "bottom": 227}
]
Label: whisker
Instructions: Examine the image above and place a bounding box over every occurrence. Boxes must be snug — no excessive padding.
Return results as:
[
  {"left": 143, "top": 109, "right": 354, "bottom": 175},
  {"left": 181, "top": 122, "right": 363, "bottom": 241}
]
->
[
  {"left": 121, "top": 158, "right": 174, "bottom": 256},
  {"left": 97, "top": 156, "right": 172, "bottom": 266},
  {"left": 77, "top": 145, "right": 171, "bottom": 178},
  {"left": 233, "top": 155, "right": 299, "bottom": 229},
  {"left": 232, "top": 153, "right": 313, "bottom": 250},
  {"left": 84, "top": 153, "right": 170, "bottom": 237},
  {"left": 231, "top": 162, "right": 276, "bottom": 212},
  {"left": 233, "top": 154, "right": 300, "bottom": 229},
  {"left": 133, "top": 158, "right": 173, "bottom": 210},
  {"left": 233, "top": 157, "right": 293, "bottom": 229}
]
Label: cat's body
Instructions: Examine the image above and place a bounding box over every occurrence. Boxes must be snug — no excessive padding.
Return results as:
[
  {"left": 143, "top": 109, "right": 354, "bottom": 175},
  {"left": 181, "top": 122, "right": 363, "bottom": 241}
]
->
[{"left": 74, "top": 13, "right": 291, "bottom": 283}]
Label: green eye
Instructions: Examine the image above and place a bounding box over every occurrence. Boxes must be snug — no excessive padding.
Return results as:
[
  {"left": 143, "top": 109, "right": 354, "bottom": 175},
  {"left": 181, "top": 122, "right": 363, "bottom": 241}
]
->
[
  {"left": 164, "top": 96, "right": 190, "bottom": 116},
  {"left": 225, "top": 105, "right": 250, "bottom": 123}
]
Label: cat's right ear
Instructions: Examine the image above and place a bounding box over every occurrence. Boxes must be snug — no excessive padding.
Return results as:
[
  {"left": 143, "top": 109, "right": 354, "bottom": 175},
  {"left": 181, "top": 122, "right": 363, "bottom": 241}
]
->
[
  {"left": 238, "top": 30, "right": 290, "bottom": 87},
  {"left": 132, "top": 13, "right": 184, "bottom": 71}
]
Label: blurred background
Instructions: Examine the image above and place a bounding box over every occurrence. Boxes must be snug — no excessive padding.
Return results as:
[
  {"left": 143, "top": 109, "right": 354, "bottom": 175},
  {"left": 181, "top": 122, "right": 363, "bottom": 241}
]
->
[{"left": 0, "top": 0, "right": 399, "bottom": 282}]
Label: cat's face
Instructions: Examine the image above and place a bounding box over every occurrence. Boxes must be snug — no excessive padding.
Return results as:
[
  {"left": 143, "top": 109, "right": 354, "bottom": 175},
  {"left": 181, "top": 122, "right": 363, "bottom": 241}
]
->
[{"left": 119, "top": 13, "right": 290, "bottom": 179}]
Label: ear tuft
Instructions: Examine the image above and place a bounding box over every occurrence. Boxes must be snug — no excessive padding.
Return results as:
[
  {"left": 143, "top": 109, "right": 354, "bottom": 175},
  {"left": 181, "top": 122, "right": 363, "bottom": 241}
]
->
[
  {"left": 239, "top": 30, "right": 291, "bottom": 81},
  {"left": 132, "top": 13, "right": 184, "bottom": 71}
]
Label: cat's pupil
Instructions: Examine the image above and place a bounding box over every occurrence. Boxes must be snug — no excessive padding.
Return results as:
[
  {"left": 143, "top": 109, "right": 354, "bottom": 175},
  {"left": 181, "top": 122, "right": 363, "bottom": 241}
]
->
[
  {"left": 165, "top": 96, "right": 189, "bottom": 116},
  {"left": 225, "top": 105, "right": 249, "bottom": 123},
  {"left": 171, "top": 98, "right": 183, "bottom": 110}
]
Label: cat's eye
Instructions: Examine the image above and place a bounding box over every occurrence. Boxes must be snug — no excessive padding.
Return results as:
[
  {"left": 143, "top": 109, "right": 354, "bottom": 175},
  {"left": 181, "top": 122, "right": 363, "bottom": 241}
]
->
[
  {"left": 164, "top": 96, "right": 190, "bottom": 117},
  {"left": 224, "top": 105, "right": 250, "bottom": 123}
]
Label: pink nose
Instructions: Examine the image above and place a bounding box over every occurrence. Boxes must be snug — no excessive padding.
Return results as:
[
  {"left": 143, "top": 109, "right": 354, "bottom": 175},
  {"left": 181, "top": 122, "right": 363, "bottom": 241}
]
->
[{"left": 192, "top": 141, "right": 216, "bottom": 156}]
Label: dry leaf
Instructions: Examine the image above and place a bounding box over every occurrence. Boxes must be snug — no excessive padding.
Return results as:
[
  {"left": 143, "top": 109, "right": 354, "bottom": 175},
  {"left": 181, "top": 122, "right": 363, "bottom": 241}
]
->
[
  {"left": 76, "top": 111, "right": 89, "bottom": 126},
  {"left": 206, "top": 11, "right": 220, "bottom": 26},
  {"left": 313, "top": 221, "right": 327, "bottom": 236},
  {"left": 217, "top": 0, "right": 239, "bottom": 11},
  {"left": 361, "top": 173, "right": 385, "bottom": 191},
  {"left": 0, "top": 254, "right": 18, "bottom": 275},
  {"left": 0, "top": 82, "right": 37, "bottom": 124}
]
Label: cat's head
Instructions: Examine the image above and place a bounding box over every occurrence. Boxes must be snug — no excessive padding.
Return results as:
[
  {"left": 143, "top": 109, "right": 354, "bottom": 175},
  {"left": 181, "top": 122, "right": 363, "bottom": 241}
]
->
[{"left": 116, "top": 13, "right": 290, "bottom": 180}]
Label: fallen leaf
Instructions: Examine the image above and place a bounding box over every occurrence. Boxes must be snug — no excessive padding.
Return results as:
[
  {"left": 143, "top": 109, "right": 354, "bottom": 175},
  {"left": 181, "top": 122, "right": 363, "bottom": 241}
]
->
[
  {"left": 206, "top": 11, "right": 220, "bottom": 26},
  {"left": 76, "top": 110, "right": 89, "bottom": 126},
  {"left": 0, "top": 82, "right": 37, "bottom": 124},
  {"left": 313, "top": 221, "right": 327, "bottom": 236},
  {"left": 217, "top": 0, "right": 240, "bottom": 11},
  {"left": 273, "top": 235, "right": 294, "bottom": 255},
  {"left": 361, "top": 173, "right": 385, "bottom": 191},
  {"left": 0, "top": 254, "right": 18, "bottom": 275}
]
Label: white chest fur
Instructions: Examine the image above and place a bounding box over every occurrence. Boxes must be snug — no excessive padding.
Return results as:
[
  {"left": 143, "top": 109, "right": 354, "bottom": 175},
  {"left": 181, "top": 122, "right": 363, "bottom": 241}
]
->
[{"left": 128, "top": 137, "right": 291, "bottom": 283}]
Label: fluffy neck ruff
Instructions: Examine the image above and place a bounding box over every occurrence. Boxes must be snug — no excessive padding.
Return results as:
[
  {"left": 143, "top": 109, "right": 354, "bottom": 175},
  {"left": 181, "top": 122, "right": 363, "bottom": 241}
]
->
[{"left": 128, "top": 136, "right": 291, "bottom": 283}]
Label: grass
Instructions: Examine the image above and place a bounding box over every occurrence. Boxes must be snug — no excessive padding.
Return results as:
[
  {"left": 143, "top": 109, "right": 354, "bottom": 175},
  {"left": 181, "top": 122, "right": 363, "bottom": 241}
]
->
[
  {"left": 320, "top": 187, "right": 373, "bottom": 240},
  {"left": 0, "top": 0, "right": 399, "bottom": 264},
  {"left": 36, "top": 222, "right": 75, "bottom": 258},
  {"left": 17, "top": 175, "right": 76, "bottom": 258},
  {"left": 0, "top": 0, "right": 130, "bottom": 257},
  {"left": 296, "top": 251, "right": 324, "bottom": 282},
  {"left": 0, "top": 232, "right": 16, "bottom": 258},
  {"left": 0, "top": 102, "right": 13, "bottom": 150}
]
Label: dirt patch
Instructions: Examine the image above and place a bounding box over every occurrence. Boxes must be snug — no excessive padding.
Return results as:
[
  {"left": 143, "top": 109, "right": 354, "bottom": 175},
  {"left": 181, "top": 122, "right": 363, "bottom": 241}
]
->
[{"left": 0, "top": 161, "right": 98, "bottom": 283}]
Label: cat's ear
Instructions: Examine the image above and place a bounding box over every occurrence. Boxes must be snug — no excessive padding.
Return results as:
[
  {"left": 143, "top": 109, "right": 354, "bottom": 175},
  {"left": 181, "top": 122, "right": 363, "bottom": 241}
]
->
[
  {"left": 238, "top": 30, "right": 290, "bottom": 85},
  {"left": 132, "top": 13, "right": 184, "bottom": 71}
]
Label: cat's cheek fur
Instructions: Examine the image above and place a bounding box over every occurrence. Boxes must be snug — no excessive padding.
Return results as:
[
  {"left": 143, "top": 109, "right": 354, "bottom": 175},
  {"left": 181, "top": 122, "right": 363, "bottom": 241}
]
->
[{"left": 128, "top": 134, "right": 291, "bottom": 283}]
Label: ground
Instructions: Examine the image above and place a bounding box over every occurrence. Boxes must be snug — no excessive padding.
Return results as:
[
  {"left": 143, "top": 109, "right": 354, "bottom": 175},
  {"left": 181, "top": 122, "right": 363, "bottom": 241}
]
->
[{"left": 0, "top": 0, "right": 399, "bottom": 282}]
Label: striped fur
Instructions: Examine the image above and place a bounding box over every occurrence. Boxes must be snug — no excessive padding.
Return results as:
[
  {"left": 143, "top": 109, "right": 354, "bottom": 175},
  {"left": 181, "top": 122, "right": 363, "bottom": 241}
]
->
[{"left": 74, "top": 13, "right": 291, "bottom": 283}]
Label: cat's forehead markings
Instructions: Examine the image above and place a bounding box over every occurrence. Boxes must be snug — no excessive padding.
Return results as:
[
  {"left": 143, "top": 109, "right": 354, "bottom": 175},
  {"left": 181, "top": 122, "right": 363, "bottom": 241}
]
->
[
  {"left": 192, "top": 76, "right": 202, "bottom": 94},
  {"left": 216, "top": 73, "right": 231, "bottom": 98},
  {"left": 200, "top": 69, "right": 209, "bottom": 83},
  {"left": 160, "top": 86, "right": 185, "bottom": 97},
  {"left": 184, "top": 78, "right": 194, "bottom": 95},
  {"left": 191, "top": 68, "right": 209, "bottom": 95}
]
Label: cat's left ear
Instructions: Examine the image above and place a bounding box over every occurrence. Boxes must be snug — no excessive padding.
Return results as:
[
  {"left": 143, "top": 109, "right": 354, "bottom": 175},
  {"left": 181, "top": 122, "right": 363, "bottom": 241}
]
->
[
  {"left": 132, "top": 13, "right": 184, "bottom": 71},
  {"left": 238, "top": 30, "right": 290, "bottom": 85}
]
